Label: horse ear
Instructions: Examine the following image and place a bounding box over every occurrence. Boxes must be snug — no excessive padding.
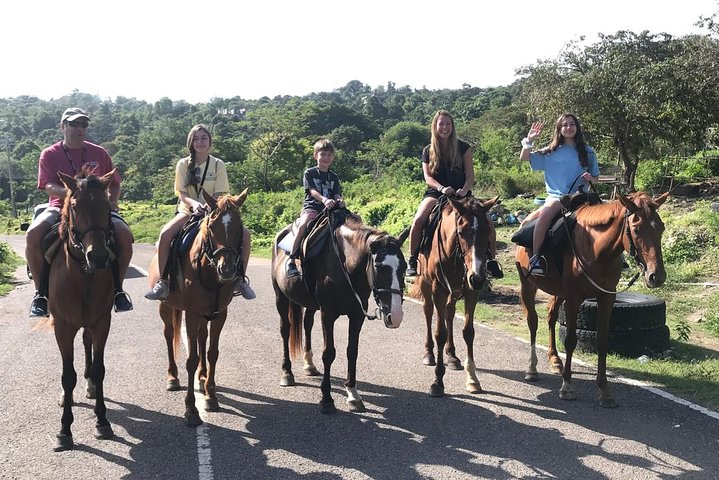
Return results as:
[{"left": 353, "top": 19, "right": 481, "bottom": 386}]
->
[
  {"left": 57, "top": 171, "right": 77, "bottom": 193},
  {"left": 483, "top": 196, "right": 500, "bottom": 209},
  {"left": 617, "top": 192, "right": 640, "bottom": 214},
  {"left": 99, "top": 168, "right": 116, "bottom": 189},
  {"left": 234, "top": 187, "right": 249, "bottom": 207},
  {"left": 653, "top": 191, "right": 669, "bottom": 207},
  {"left": 397, "top": 226, "right": 410, "bottom": 246},
  {"left": 203, "top": 190, "right": 218, "bottom": 211}
]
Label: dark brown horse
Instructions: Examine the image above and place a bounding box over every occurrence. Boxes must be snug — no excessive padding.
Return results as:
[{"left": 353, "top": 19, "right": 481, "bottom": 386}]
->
[
  {"left": 515, "top": 191, "right": 668, "bottom": 407},
  {"left": 272, "top": 209, "right": 408, "bottom": 414},
  {"left": 148, "top": 189, "right": 248, "bottom": 426},
  {"left": 48, "top": 169, "right": 117, "bottom": 451},
  {"left": 410, "top": 195, "right": 498, "bottom": 397}
]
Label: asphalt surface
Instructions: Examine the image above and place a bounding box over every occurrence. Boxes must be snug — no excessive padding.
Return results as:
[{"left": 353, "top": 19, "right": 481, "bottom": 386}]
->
[{"left": 1, "top": 234, "right": 718, "bottom": 479}]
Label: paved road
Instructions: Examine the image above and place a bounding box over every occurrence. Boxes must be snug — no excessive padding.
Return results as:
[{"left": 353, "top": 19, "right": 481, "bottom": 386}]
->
[{"left": 1, "top": 235, "right": 718, "bottom": 479}]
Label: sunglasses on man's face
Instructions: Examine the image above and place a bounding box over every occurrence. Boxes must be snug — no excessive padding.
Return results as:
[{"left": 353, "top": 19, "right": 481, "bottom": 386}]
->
[{"left": 67, "top": 121, "right": 89, "bottom": 128}]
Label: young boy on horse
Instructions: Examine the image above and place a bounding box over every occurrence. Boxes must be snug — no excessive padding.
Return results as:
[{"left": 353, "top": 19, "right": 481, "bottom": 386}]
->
[{"left": 285, "top": 139, "right": 345, "bottom": 278}]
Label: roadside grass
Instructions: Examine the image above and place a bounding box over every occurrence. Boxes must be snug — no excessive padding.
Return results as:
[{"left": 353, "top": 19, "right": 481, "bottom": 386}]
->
[{"left": 0, "top": 242, "right": 22, "bottom": 296}]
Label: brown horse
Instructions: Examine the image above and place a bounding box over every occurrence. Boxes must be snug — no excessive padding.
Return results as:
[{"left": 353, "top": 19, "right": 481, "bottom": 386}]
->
[
  {"left": 411, "top": 195, "right": 499, "bottom": 397},
  {"left": 148, "top": 189, "right": 248, "bottom": 426},
  {"left": 272, "top": 209, "right": 408, "bottom": 414},
  {"left": 515, "top": 191, "right": 668, "bottom": 407},
  {"left": 48, "top": 169, "right": 118, "bottom": 451}
]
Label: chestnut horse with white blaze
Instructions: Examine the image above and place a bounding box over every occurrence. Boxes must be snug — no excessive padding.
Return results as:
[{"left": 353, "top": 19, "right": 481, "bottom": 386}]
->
[
  {"left": 515, "top": 191, "right": 668, "bottom": 408},
  {"left": 410, "top": 195, "right": 499, "bottom": 397},
  {"left": 148, "top": 189, "right": 248, "bottom": 426}
]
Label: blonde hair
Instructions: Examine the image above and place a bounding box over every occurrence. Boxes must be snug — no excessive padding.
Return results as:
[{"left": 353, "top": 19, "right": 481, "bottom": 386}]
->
[{"left": 428, "top": 110, "right": 461, "bottom": 175}]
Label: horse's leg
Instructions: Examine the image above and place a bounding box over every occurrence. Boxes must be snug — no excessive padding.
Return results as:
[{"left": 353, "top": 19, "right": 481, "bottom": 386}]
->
[
  {"left": 559, "top": 299, "right": 580, "bottom": 401},
  {"left": 546, "top": 296, "right": 565, "bottom": 375},
  {"left": 303, "top": 308, "right": 320, "bottom": 376},
  {"left": 184, "top": 314, "right": 202, "bottom": 426},
  {"left": 161, "top": 303, "right": 181, "bottom": 391},
  {"left": 462, "top": 293, "right": 482, "bottom": 394},
  {"left": 429, "top": 290, "right": 448, "bottom": 397},
  {"left": 90, "top": 315, "right": 114, "bottom": 441},
  {"left": 345, "top": 313, "right": 366, "bottom": 412},
  {"left": 444, "top": 298, "right": 462, "bottom": 370},
  {"left": 197, "top": 320, "right": 209, "bottom": 393},
  {"left": 519, "top": 274, "right": 540, "bottom": 381},
  {"left": 319, "top": 311, "right": 338, "bottom": 414},
  {"left": 53, "top": 320, "right": 78, "bottom": 451},
  {"left": 203, "top": 314, "right": 227, "bottom": 412},
  {"left": 595, "top": 294, "right": 618, "bottom": 408},
  {"left": 277, "top": 290, "right": 295, "bottom": 387},
  {"left": 421, "top": 284, "right": 436, "bottom": 366},
  {"left": 82, "top": 328, "right": 96, "bottom": 399}
]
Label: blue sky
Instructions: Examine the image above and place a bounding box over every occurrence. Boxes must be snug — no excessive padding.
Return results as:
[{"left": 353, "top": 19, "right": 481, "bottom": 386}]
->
[{"left": 4, "top": 0, "right": 717, "bottom": 103}]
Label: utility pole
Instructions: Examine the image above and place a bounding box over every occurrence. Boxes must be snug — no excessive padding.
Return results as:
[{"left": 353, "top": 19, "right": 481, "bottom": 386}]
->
[{"left": 0, "top": 134, "right": 16, "bottom": 217}]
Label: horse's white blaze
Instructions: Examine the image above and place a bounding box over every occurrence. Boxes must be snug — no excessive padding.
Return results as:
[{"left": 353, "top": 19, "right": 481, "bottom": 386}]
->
[
  {"left": 384, "top": 253, "right": 403, "bottom": 327},
  {"left": 470, "top": 217, "right": 483, "bottom": 275},
  {"left": 221, "top": 212, "right": 233, "bottom": 237}
]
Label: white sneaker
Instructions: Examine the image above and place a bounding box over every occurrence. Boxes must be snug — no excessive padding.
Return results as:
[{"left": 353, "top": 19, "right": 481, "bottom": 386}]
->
[
  {"left": 234, "top": 277, "right": 256, "bottom": 299},
  {"left": 144, "top": 279, "right": 169, "bottom": 300}
]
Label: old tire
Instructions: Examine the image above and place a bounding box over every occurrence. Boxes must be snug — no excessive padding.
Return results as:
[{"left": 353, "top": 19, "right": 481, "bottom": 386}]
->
[
  {"left": 560, "top": 324, "right": 670, "bottom": 357},
  {"left": 559, "top": 292, "right": 666, "bottom": 332}
]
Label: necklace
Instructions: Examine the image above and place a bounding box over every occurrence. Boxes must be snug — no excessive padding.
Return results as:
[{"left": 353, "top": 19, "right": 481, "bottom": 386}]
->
[{"left": 61, "top": 142, "right": 87, "bottom": 174}]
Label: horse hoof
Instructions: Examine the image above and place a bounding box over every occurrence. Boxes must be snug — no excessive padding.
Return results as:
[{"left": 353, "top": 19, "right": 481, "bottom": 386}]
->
[
  {"left": 524, "top": 372, "right": 539, "bottom": 382},
  {"left": 54, "top": 434, "right": 74, "bottom": 452},
  {"left": 445, "top": 358, "right": 462, "bottom": 370},
  {"left": 320, "top": 400, "right": 336, "bottom": 415},
  {"left": 600, "top": 397, "right": 618, "bottom": 409},
  {"left": 205, "top": 398, "right": 220, "bottom": 412},
  {"left": 348, "top": 399, "right": 366, "bottom": 413},
  {"left": 85, "top": 385, "right": 96, "bottom": 399},
  {"left": 186, "top": 412, "right": 203, "bottom": 427},
  {"left": 429, "top": 384, "right": 444, "bottom": 397},
  {"left": 95, "top": 424, "right": 115, "bottom": 440},
  {"left": 303, "top": 366, "right": 321, "bottom": 376},
  {"left": 559, "top": 390, "right": 577, "bottom": 401},
  {"left": 422, "top": 354, "right": 436, "bottom": 366},
  {"left": 167, "top": 379, "right": 182, "bottom": 391},
  {"left": 280, "top": 373, "right": 295, "bottom": 387},
  {"left": 466, "top": 383, "right": 483, "bottom": 394}
]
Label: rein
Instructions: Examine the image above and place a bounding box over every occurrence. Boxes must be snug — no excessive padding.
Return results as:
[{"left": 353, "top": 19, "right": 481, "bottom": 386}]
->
[
  {"left": 327, "top": 210, "right": 402, "bottom": 325},
  {"left": 563, "top": 203, "right": 642, "bottom": 294},
  {"left": 192, "top": 210, "right": 243, "bottom": 319},
  {"left": 65, "top": 194, "right": 114, "bottom": 271}
]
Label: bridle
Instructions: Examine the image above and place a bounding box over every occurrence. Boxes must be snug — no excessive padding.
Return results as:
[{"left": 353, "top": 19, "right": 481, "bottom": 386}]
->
[
  {"left": 65, "top": 192, "right": 113, "bottom": 272},
  {"left": 192, "top": 210, "right": 243, "bottom": 318},
  {"left": 564, "top": 204, "right": 645, "bottom": 294},
  {"left": 328, "top": 211, "right": 403, "bottom": 326}
]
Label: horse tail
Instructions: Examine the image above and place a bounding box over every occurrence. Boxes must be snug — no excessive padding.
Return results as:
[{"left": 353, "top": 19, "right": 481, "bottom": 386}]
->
[
  {"left": 287, "top": 301, "right": 304, "bottom": 359},
  {"left": 172, "top": 309, "right": 183, "bottom": 364}
]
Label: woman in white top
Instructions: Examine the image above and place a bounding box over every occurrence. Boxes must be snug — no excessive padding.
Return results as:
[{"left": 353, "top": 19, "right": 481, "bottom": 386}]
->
[{"left": 145, "top": 124, "right": 255, "bottom": 300}]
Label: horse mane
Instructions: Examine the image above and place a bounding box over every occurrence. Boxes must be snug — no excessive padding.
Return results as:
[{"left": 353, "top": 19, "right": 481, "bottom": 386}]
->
[
  {"left": 59, "top": 170, "right": 109, "bottom": 238},
  {"left": 341, "top": 214, "right": 384, "bottom": 244},
  {"left": 577, "top": 191, "right": 657, "bottom": 228}
]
